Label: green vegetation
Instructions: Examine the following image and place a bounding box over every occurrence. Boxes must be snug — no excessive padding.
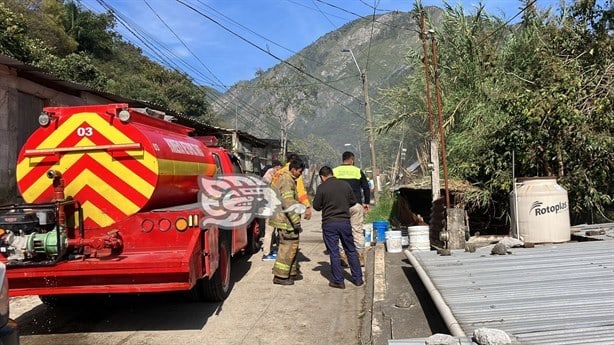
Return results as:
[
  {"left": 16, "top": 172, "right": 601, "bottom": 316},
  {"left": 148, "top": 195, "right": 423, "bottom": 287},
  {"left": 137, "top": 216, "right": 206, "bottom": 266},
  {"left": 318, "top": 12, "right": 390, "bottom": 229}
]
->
[
  {"left": 2, "top": 1, "right": 611, "bottom": 225},
  {"left": 365, "top": 191, "right": 395, "bottom": 223},
  {"left": 0, "top": 0, "right": 212, "bottom": 120},
  {"left": 380, "top": 1, "right": 613, "bottom": 224}
]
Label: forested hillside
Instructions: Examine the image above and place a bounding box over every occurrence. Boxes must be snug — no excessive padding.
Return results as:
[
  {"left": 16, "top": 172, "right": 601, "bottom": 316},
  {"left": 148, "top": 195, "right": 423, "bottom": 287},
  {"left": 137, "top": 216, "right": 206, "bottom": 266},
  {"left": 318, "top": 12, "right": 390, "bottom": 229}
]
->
[
  {"left": 1, "top": 0, "right": 611, "bottom": 224},
  {"left": 0, "top": 0, "right": 213, "bottom": 121},
  {"left": 378, "top": 2, "right": 613, "bottom": 224},
  {"left": 215, "top": 2, "right": 613, "bottom": 224}
]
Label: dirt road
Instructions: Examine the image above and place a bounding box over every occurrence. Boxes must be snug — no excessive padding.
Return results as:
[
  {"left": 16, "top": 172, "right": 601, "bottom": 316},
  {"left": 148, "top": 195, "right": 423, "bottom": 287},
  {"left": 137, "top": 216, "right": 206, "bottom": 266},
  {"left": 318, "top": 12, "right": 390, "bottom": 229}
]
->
[{"left": 9, "top": 211, "right": 367, "bottom": 345}]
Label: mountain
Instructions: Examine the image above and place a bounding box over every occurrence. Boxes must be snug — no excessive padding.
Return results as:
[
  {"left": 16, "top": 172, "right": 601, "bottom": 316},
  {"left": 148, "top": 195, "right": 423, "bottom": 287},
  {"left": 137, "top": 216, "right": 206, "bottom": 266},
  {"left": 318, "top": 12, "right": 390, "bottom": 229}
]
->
[{"left": 212, "top": 7, "right": 444, "bottom": 165}]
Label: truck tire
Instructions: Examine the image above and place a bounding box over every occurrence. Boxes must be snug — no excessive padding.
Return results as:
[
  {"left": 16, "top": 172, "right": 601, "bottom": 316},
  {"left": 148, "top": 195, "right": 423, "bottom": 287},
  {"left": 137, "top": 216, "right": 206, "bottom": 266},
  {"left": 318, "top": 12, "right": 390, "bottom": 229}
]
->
[
  {"left": 201, "top": 236, "right": 232, "bottom": 301},
  {"left": 246, "top": 218, "right": 264, "bottom": 255}
]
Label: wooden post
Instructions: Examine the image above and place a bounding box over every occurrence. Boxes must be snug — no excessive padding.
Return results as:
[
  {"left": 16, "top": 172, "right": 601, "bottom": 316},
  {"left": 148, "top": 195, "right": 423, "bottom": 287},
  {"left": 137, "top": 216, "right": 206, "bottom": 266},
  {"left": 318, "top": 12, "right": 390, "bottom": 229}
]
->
[{"left": 446, "top": 208, "right": 467, "bottom": 250}]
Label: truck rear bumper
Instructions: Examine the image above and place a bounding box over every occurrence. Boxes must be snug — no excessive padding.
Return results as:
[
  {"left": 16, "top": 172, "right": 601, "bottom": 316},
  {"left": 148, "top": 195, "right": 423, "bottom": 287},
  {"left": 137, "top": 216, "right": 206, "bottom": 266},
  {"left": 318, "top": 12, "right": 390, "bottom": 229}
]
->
[{"left": 6, "top": 250, "right": 199, "bottom": 296}]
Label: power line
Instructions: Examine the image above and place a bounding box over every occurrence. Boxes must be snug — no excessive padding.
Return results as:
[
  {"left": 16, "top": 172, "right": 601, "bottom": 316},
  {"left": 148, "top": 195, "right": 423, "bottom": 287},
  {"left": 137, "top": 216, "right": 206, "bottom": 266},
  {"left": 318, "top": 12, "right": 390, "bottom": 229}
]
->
[
  {"left": 478, "top": 0, "right": 539, "bottom": 44},
  {"left": 176, "top": 0, "right": 364, "bottom": 108},
  {"left": 140, "top": 0, "right": 282, "bottom": 136},
  {"left": 142, "top": 0, "right": 226, "bottom": 89},
  {"left": 97, "top": 0, "right": 283, "bottom": 137},
  {"left": 194, "top": 0, "right": 329, "bottom": 68}
]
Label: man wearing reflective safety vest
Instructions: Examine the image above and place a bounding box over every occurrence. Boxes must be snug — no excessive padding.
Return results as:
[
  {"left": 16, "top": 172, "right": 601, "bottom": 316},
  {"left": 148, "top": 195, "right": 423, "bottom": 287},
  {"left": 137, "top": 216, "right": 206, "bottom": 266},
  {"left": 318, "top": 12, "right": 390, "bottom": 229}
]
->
[{"left": 333, "top": 151, "right": 370, "bottom": 266}]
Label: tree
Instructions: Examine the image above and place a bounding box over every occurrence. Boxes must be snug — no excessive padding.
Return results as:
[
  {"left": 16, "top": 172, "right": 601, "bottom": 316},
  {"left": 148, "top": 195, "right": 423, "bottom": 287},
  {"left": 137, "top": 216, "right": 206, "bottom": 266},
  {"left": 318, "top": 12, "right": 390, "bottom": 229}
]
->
[
  {"left": 34, "top": 51, "right": 108, "bottom": 89},
  {"left": 255, "top": 62, "right": 317, "bottom": 158},
  {"left": 0, "top": 2, "right": 30, "bottom": 61},
  {"left": 380, "top": 1, "right": 613, "bottom": 224},
  {"left": 62, "top": 1, "right": 118, "bottom": 60}
]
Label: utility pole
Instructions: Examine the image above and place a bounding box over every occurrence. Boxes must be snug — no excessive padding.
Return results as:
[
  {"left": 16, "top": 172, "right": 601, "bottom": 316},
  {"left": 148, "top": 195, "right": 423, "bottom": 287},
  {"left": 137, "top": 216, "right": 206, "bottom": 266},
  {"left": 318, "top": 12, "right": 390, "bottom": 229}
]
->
[
  {"left": 342, "top": 48, "right": 379, "bottom": 203},
  {"left": 362, "top": 72, "right": 379, "bottom": 203},
  {"left": 430, "top": 30, "right": 450, "bottom": 209},
  {"left": 421, "top": 12, "right": 441, "bottom": 203}
]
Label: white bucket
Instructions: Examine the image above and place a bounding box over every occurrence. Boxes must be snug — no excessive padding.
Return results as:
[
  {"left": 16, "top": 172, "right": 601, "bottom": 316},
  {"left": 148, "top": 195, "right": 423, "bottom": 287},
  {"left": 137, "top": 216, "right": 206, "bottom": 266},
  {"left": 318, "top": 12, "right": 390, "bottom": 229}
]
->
[
  {"left": 363, "top": 223, "right": 373, "bottom": 247},
  {"left": 408, "top": 225, "right": 430, "bottom": 251},
  {"left": 385, "top": 230, "right": 402, "bottom": 253}
]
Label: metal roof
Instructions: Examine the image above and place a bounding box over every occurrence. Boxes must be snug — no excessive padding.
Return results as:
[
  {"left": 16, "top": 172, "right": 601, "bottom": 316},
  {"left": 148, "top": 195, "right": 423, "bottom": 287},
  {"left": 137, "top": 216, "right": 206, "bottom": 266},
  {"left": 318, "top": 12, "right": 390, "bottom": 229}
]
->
[
  {"left": 408, "top": 240, "right": 614, "bottom": 345},
  {"left": 571, "top": 223, "right": 614, "bottom": 242}
]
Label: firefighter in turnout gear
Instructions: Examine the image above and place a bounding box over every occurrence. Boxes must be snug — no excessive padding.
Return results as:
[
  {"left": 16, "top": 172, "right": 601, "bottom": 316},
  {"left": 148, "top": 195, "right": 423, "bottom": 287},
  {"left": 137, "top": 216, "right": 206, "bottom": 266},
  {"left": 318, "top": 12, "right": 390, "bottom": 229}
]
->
[
  {"left": 271, "top": 152, "right": 312, "bottom": 220},
  {"left": 270, "top": 158, "right": 306, "bottom": 285}
]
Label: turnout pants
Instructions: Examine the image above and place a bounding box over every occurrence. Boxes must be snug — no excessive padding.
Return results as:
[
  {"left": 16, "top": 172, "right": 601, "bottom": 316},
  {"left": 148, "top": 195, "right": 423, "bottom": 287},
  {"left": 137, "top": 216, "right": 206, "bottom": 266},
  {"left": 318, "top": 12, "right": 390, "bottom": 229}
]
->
[{"left": 272, "top": 228, "right": 300, "bottom": 278}]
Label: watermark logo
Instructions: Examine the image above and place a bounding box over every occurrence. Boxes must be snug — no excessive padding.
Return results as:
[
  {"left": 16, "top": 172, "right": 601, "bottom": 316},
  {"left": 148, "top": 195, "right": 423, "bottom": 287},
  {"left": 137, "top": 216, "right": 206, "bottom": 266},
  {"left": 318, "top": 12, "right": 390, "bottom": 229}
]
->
[
  {"left": 529, "top": 201, "right": 568, "bottom": 216},
  {"left": 198, "top": 174, "right": 281, "bottom": 229}
]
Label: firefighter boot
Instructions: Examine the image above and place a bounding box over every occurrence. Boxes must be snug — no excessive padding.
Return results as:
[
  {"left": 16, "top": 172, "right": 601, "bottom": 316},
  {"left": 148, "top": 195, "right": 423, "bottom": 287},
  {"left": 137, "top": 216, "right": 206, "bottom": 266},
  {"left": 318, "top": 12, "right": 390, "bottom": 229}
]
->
[{"left": 273, "top": 276, "right": 294, "bottom": 286}]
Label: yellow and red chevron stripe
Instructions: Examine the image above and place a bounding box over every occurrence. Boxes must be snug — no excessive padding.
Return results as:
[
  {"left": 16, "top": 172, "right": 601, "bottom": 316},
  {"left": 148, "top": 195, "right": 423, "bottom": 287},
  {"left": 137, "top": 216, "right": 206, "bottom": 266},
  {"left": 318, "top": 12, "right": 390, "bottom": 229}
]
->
[{"left": 16, "top": 108, "right": 215, "bottom": 229}]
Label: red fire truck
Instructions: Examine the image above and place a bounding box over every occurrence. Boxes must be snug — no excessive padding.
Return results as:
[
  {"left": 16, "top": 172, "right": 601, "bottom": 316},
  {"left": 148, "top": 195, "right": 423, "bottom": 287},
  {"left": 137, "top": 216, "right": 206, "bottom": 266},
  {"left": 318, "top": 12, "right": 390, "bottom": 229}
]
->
[{"left": 0, "top": 103, "right": 262, "bottom": 302}]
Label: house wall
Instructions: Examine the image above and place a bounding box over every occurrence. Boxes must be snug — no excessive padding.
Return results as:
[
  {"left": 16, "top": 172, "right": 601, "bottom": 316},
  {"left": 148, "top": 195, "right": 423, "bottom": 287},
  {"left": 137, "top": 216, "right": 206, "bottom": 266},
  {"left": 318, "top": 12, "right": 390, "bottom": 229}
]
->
[{"left": 0, "top": 65, "right": 112, "bottom": 203}]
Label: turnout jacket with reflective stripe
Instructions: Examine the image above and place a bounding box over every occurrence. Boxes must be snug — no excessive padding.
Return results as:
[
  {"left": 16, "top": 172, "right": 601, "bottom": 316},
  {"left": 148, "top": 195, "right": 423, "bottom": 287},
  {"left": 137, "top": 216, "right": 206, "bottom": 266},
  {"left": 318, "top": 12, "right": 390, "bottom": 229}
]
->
[
  {"left": 269, "top": 170, "right": 301, "bottom": 231},
  {"left": 271, "top": 163, "right": 311, "bottom": 207},
  {"left": 332, "top": 164, "right": 371, "bottom": 205}
]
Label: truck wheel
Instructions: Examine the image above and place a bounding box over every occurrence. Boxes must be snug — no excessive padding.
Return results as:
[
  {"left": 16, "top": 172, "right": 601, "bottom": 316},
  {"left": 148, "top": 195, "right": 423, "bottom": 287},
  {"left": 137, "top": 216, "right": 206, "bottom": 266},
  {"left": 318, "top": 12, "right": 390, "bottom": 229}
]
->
[
  {"left": 246, "top": 218, "right": 263, "bottom": 255},
  {"left": 201, "top": 237, "right": 232, "bottom": 301}
]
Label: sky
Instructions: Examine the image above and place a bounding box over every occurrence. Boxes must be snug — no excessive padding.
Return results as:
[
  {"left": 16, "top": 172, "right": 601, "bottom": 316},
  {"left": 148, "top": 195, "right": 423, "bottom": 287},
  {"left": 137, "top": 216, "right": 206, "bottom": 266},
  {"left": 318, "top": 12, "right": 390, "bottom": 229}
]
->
[{"left": 79, "top": 0, "right": 573, "bottom": 92}]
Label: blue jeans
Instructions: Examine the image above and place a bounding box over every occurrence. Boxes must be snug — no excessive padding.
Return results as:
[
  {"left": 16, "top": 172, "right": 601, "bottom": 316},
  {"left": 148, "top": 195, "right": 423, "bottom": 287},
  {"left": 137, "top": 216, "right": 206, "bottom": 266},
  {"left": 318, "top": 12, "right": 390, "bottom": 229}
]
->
[{"left": 322, "top": 220, "right": 363, "bottom": 284}]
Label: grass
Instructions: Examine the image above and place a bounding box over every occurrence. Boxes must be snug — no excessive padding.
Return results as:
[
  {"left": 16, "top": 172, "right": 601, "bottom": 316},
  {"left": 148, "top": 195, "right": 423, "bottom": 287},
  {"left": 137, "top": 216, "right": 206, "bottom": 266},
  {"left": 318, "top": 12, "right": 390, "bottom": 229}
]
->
[{"left": 365, "top": 191, "right": 395, "bottom": 223}]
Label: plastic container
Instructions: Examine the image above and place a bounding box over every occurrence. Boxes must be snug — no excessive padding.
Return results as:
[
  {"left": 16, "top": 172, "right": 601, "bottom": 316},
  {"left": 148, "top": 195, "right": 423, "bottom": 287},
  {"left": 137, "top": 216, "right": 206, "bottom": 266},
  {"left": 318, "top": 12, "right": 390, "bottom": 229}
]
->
[
  {"left": 385, "top": 230, "right": 402, "bottom": 253},
  {"left": 408, "top": 225, "right": 430, "bottom": 250},
  {"left": 400, "top": 227, "right": 409, "bottom": 246},
  {"left": 364, "top": 226, "right": 372, "bottom": 247},
  {"left": 373, "top": 220, "right": 389, "bottom": 243},
  {"left": 510, "top": 177, "right": 570, "bottom": 243}
]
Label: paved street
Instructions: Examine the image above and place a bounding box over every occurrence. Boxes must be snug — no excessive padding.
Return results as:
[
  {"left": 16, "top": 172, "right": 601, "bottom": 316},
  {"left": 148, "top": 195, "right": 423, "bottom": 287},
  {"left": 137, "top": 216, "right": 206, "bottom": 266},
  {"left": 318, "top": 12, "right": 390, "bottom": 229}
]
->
[
  {"left": 9, "top": 211, "right": 365, "bottom": 345},
  {"left": 9, "top": 210, "right": 446, "bottom": 344}
]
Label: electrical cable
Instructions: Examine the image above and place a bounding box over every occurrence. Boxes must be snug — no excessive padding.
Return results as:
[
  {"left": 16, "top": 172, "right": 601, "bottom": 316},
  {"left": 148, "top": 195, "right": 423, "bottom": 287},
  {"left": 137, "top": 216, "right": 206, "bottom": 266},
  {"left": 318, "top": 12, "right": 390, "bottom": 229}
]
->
[
  {"left": 96, "top": 0, "right": 280, "bottom": 137},
  {"left": 176, "top": 0, "right": 364, "bottom": 107},
  {"left": 140, "top": 0, "right": 281, "bottom": 135},
  {"left": 478, "top": 0, "right": 539, "bottom": 44},
  {"left": 194, "top": 0, "right": 328, "bottom": 68}
]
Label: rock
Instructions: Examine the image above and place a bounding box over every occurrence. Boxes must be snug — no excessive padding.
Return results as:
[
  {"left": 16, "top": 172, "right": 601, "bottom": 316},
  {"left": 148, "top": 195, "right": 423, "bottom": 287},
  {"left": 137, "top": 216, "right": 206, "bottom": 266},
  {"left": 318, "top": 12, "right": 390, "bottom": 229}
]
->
[
  {"left": 498, "top": 236, "right": 524, "bottom": 249},
  {"left": 491, "top": 242, "right": 509, "bottom": 255},
  {"left": 395, "top": 292, "right": 413, "bottom": 308},
  {"left": 473, "top": 327, "right": 512, "bottom": 345},
  {"left": 425, "top": 333, "right": 457, "bottom": 345},
  {"left": 465, "top": 243, "right": 476, "bottom": 252},
  {"left": 437, "top": 248, "right": 451, "bottom": 256}
]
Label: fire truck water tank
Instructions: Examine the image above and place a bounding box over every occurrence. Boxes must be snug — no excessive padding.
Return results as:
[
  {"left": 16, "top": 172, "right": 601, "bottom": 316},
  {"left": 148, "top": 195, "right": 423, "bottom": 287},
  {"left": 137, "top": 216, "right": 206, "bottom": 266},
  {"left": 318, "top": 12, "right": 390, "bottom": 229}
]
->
[
  {"left": 16, "top": 104, "right": 217, "bottom": 229},
  {"left": 510, "top": 177, "right": 570, "bottom": 243}
]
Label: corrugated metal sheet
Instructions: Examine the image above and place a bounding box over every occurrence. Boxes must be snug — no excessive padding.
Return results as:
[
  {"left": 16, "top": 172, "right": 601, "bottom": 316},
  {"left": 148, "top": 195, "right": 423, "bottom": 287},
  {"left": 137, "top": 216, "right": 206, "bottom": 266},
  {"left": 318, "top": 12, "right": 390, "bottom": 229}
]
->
[
  {"left": 410, "top": 240, "right": 614, "bottom": 345},
  {"left": 571, "top": 223, "right": 614, "bottom": 241},
  {"left": 389, "top": 337, "right": 475, "bottom": 344}
]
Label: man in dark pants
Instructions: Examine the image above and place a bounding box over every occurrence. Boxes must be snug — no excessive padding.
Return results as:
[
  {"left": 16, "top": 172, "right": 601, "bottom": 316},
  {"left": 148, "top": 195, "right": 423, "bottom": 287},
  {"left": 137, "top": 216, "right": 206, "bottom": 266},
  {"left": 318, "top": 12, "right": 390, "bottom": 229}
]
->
[{"left": 312, "top": 166, "right": 363, "bottom": 289}]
